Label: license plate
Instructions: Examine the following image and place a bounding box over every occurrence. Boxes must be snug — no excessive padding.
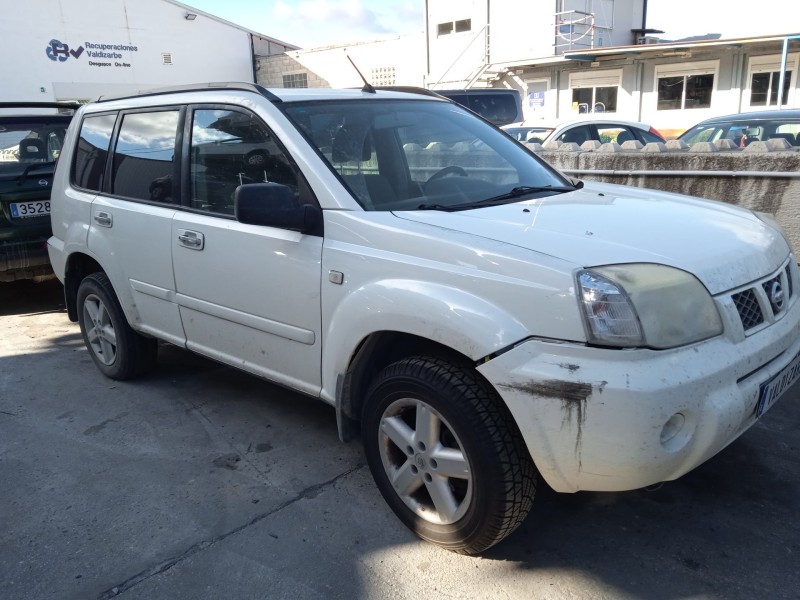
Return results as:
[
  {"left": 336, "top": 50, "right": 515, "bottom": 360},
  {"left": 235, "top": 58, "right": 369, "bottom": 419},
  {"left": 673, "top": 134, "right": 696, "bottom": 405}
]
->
[
  {"left": 757, "top": 351, "right": 800, "bottom": 417},
  {"left": 10, "top": 201, "right": 51, "bottom": 218}
]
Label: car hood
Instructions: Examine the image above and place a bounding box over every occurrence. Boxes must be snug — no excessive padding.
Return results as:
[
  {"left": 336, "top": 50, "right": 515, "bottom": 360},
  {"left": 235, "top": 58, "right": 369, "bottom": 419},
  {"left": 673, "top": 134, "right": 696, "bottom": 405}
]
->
[{"left": 394, "top": 181, "right": 790, "bottom": 295}]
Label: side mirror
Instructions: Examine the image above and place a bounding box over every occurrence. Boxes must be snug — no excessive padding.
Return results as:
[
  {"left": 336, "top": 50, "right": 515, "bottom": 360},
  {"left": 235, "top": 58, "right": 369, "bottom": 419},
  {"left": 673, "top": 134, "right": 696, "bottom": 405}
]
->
[{"left": 234, "top": 183, "right": 320, "bottom": 234}]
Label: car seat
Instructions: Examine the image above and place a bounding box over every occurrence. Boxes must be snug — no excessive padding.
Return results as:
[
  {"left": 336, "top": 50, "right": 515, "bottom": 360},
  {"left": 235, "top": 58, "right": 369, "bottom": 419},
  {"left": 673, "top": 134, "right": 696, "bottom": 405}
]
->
[
  {"left": 768, "top": 133, "right": 796, "bottom": 146},
  {"left": 561, "top": 130, "right": 588, "bottom": 145},
  {"left": 615, "top": 130, "right": 635, "bottom": 145},
  {"left": 18, "top": 138, "right": 47, "bottom": 161}
]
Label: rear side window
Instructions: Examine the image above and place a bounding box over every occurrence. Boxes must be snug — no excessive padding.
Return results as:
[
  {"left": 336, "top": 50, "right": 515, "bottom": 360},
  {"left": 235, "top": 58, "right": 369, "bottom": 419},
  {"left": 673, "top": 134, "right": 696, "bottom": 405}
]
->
[
  {"left": 111, "top": 111, "right": 179, "bottom": 202},
  {"left": 72, "top": 114, "right": 116, "bottom": 192}
]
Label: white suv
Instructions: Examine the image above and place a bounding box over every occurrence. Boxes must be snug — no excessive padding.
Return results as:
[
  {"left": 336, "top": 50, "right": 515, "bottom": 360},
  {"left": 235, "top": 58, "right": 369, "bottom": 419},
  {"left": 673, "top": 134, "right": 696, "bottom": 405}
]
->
[{"left": 48, "top": 83, "right": 800, "bottom": 554}]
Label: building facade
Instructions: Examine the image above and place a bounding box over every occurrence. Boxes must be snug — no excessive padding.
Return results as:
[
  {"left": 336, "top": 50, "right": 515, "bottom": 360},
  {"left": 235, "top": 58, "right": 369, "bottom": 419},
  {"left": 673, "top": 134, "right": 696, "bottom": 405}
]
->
[
  {"left": 256, "top": 0, "right": 799, "bottom": 137},
  {"left": 0, "top": 0, "right": 296, "bottom": 103},
  {"left": 256, "top": 34, "right": 426, "bottom": 91},
  {"left": 423, "top": 0, "right": 799, "bottom": 135}
]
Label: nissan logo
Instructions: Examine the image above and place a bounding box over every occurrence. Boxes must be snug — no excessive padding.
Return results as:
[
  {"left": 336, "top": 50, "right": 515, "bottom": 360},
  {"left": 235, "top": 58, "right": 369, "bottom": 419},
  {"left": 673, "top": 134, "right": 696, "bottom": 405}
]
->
[{"left": 769, "top": 280, "right": 785, "bottom": 311}]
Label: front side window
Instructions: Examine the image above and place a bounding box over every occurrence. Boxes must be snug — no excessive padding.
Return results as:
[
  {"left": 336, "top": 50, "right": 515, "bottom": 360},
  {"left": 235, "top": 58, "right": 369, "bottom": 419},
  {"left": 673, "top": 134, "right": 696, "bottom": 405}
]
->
[
  {"left": 282, "top": 99, "right": 568, "bottom": 212},
  {"left": 190, "top": 108, "right": 300, "bottom": 216},
  {"left": 658, "top": 74, "right": 714, "bottom": 110},
  {"left": 111, "top": 111, "right": 179, "bottom": 202}
]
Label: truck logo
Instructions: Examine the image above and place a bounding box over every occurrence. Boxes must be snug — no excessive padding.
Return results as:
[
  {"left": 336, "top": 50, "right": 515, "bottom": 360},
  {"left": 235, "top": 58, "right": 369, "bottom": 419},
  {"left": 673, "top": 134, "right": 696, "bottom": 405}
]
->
[{"left": 46, "top": 39, "right": 84, "bottom": 62}]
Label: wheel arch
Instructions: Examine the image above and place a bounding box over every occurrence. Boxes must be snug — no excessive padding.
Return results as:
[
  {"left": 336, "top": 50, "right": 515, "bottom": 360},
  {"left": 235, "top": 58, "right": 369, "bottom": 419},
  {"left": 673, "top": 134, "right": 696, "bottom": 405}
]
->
[
  {"left": 64, "top": 252, "right": 104, "bottom": 322},
  {"left": 335, "top": 331, "right": 471, "bottom": 441}
]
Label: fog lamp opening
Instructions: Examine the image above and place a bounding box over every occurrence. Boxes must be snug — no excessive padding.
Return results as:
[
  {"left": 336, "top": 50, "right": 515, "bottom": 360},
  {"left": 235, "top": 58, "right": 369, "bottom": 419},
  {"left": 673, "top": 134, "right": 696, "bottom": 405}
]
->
[{"left": 660, "top": 412, "right": 692, "bottom": 453}]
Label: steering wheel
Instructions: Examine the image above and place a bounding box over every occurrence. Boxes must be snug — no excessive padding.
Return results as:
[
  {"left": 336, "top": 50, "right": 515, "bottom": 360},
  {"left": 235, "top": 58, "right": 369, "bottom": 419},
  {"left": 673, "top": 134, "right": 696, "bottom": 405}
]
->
[{"left": 425, "top": 165, "right": 468, "bottom": 184}]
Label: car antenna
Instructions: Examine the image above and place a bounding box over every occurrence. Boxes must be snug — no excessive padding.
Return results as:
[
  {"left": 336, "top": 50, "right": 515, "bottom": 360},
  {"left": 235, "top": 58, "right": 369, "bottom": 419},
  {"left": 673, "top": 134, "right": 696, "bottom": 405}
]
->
[{"left": 345, "top": 53, "right": 376, "bottom": 94}]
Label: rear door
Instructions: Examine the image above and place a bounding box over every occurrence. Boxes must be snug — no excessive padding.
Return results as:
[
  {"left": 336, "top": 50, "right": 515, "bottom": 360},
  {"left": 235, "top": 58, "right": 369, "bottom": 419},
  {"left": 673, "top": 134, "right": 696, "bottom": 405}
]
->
[{"left": 86, "top": 108, "right": 186, "bottom": 345}]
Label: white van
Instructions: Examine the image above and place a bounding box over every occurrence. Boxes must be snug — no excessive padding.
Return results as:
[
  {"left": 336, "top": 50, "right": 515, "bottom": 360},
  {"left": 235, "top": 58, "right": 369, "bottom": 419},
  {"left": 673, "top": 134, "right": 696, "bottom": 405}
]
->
[{"left": 48, "top": 83, "right": 800, "bottom": 554}]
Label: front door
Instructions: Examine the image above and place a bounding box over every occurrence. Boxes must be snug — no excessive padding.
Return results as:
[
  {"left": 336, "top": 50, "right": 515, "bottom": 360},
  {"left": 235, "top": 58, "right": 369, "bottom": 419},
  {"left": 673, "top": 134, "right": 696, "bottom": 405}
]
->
[{"left": 171, "top": 106, "right": 323, "bottom": 395}]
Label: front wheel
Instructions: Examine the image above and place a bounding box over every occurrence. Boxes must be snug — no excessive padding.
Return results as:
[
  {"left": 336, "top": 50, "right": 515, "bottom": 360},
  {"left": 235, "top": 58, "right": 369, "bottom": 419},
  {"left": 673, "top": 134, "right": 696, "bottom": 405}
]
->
[
  {"left": 362, "top": 356, "right": 536, "bottom": 554},
  {"left": 76, "top": 272, "right": 157, "bottom": 380}
]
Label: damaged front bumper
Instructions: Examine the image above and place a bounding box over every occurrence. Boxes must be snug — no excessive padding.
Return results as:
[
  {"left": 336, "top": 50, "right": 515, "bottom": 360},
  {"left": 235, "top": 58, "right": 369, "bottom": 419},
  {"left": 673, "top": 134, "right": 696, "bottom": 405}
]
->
[{"left": 477, "top": 296, "right": 800, "bottom": 493}]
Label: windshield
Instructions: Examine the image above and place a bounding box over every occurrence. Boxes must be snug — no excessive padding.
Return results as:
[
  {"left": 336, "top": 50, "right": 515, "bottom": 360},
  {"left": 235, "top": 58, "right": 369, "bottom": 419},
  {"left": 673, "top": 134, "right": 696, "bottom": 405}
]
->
[{"left": 281, "top": 99, "right": 569, "bottom": 211}]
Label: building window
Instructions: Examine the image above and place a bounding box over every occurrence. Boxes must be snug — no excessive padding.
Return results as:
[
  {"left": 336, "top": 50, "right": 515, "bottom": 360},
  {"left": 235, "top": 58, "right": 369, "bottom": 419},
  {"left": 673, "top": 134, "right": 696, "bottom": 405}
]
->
[
  {"left": 455, "top": 19, "right": 472, "bottom": 33},
  {"left": 282, "top": 73, "right": 308, "bottom": 88},
  {"left": 569, "top": 69, "right": 621, "bottom": 114},
  {"left": 750, "top": 71, "right": 792, "bottom": 107},
  {"left": 655, "top": 60, "right": 717, "bottom": 112},
  {"left": 437, "top": 19, "right": 470, "bottom": 36},
  {"left": 371, "top": 66, "right": 396, "bottom": 86},
  {"left": 571, "top": 86, "right": 617, "bottom": 113},
  {"left": 657, "top": 74, "right": 713, "bottom": 110}
]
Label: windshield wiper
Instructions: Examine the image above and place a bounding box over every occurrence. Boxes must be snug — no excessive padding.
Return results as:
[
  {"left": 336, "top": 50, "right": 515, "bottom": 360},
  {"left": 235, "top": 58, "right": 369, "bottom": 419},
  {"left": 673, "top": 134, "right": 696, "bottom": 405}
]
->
[
  {"left": 17, "top": 161, "right": 56, "bottom": 186},
  {"left": 417, "top": 184, "right": 580, "bottom": 212}
]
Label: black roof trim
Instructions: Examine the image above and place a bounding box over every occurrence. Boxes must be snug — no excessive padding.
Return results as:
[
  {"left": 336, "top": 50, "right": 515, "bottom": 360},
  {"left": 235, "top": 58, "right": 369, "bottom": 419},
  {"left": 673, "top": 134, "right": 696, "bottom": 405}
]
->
[
  {"left": 95, "top": 82, "right": 282, "bottom": 104},
  {"left": 0, "top": 101, "right": 82, "bottom": 110}
]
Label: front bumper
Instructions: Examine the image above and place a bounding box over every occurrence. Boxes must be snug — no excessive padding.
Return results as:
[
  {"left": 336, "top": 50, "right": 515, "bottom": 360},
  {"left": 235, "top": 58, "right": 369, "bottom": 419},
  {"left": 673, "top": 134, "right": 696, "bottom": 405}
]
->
[{"left": 478, "top": 290, "right": 800, "bottom": 493}]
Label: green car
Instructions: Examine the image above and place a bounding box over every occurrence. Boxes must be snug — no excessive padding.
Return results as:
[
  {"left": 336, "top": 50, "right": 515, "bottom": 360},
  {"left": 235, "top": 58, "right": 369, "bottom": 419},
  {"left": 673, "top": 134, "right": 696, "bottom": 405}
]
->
[{"left": 0, "top": 102, "right": 77, "bottom": 281}]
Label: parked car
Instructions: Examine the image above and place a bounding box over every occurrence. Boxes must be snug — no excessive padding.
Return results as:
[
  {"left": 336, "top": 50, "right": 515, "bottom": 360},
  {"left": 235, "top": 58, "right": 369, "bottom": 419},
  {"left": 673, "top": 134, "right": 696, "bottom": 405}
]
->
[
  {"left": 434, "top": 88, "right": 523, "bottom": 126},
  {"left": 502, "top": 118, "right": 666, "bottom": 146},
  {"left": 48, "top": 84, "right": 800, "bottom": 555},
  {"left": 0, "top": 102, "right": 77, "bottom": 281},
  {"left": 678, "top": 109, "right": 800, "bottom": 147}
]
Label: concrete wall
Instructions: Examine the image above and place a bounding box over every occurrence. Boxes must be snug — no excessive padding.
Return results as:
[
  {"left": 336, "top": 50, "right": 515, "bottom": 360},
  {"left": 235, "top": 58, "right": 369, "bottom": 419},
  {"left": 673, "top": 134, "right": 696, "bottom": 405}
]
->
[{"left": 533, "top": 143, "right": 800, "bottom": 253}]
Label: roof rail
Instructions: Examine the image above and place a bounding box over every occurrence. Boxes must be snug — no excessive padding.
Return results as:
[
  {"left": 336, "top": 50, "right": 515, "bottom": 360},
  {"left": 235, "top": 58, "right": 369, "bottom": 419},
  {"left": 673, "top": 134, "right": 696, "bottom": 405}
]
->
[
  {"left": 373, "top": 86, "right": 447, "bottom": 99},
  {"left": 95, "top": 82, "right": 281, "bottom": 104}
]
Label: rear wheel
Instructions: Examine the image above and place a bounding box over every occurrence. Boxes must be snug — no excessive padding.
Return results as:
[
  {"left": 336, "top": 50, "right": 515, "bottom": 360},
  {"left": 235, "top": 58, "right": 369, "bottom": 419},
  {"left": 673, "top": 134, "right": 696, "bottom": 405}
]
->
[
  {"left": 362, "top": 356, "right": 536, "bottom": 554},
  {"left": 76, "top": 272, "right": 157, "bottom": 380}
]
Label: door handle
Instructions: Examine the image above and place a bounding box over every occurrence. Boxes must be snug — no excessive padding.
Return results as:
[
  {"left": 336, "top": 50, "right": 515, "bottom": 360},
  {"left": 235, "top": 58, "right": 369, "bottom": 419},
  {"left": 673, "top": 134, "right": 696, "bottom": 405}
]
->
[
  {"left": 177, "top": 229, "right": 205, "bottom": 250},
  {"left": 93, "top": 211, "right": 112, "bottom": 227}
]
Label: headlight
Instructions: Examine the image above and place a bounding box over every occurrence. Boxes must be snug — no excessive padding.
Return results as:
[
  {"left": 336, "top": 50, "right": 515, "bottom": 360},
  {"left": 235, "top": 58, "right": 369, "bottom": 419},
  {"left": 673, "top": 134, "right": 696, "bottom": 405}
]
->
[{"left": 577, "top": 264, "right": 723, "bottom": 349}]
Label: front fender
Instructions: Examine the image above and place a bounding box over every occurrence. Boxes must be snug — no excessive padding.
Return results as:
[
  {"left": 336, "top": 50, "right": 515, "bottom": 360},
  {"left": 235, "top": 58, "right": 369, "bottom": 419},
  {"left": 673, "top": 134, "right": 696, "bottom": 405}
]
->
[{"left": 320, "top": 278, "right": 530, "bottom": 403}]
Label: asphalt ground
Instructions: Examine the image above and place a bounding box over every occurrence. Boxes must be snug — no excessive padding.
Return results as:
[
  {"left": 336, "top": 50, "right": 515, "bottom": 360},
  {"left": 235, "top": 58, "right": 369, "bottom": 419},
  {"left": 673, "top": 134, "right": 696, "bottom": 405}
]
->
[{"left": 1, "top": 278, "right": 799, "bottom": 600}]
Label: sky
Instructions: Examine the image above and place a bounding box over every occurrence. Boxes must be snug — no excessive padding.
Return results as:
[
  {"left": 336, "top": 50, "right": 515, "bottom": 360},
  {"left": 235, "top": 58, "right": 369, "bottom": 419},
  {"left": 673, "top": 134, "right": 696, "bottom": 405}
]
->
[{"left": 181, "top": 0, "right": 796, "bottom": 49}]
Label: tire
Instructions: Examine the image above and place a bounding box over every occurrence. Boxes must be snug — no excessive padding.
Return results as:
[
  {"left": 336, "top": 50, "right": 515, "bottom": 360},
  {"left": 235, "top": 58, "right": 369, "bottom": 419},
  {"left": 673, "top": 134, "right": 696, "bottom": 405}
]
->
[
  {"left": 362, "top": 356, "right": 536, "bottom": 555},
  {"left": 76, "top": 272, "right": 158, "bottom": 380}
]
